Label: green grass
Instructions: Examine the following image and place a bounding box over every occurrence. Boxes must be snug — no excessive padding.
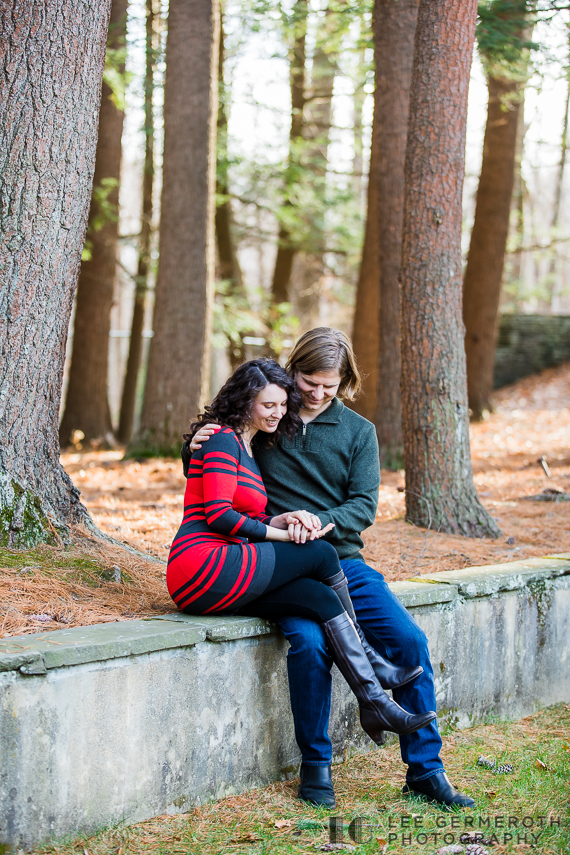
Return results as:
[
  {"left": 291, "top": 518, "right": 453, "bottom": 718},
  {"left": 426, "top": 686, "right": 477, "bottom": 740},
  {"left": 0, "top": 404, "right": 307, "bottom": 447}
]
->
[{"left": 31, "top": 703, "right": 570, "bottom": 855}]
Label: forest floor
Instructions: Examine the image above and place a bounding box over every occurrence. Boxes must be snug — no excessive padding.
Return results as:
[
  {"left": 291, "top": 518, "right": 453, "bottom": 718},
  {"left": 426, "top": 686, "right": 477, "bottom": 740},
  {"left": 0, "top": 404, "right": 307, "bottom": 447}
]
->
[{"left": 1, "top": 363, "right": 569, "bottom": 637}]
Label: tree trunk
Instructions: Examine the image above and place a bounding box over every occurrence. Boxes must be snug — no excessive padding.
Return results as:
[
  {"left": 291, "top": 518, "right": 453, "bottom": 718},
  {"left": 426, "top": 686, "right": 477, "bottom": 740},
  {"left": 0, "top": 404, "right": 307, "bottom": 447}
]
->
[
  {"left": 60, "top": 0, "right": 128, "bottom": 446},
  {"left": 270, "top": 0, "right": 308, "bottom": 305},
  {"left": 215, "top": 16, "right": 246, "bottom": 371},
  {"left": 0, "top": 0, "right": 112, "bottom": 547},
  {"left": 288, "top": 8, "right": 336, "bottom": 332},
  {"left": 544, "top": 53, "right": 570, "bottom": 310},
  {"left": 117, "top": 0, "right": 155, "bottom": 444},
  {"left": 463, "top": 77, "right": 522, "bottom": 420},
  {"left": 374, "top": 0, "right": 419, "bottom": 465},
  {"left": 133, "top": 0, "right": 220, "bottom": 456},
  {"left": 351, "top": 107, "right": 380, "bottom": 422},
  {"left": 503, "top": 95, "right": 526, "bottom": 308},
  {"left": 351, "top": 37, "right": 366, "bottom": 209},
  {"left": 400, "top": 0, "right": 500, "bottom": 537}
]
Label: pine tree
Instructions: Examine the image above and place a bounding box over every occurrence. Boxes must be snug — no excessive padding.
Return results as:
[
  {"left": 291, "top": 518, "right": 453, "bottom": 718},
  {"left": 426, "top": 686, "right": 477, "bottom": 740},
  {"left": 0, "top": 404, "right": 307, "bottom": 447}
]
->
[
  {"left": 0, "top": 0, "right": 112, "bottom": 546},
  {"left": 400, "top": 0, "right": 501, "bottom": 537},
  {"left": 60, "top": 0, "right": 128, "bottom": 445},
  {"left": 133, "top": 0, "right": 220, "bottom": 455},
  {"left": 463, "top": 0, "right": 533, "bottom": 420}
]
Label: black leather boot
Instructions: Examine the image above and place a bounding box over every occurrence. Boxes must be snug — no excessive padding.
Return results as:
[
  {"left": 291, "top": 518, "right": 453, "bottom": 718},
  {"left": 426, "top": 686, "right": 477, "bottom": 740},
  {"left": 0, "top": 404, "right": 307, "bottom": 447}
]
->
[
  {"left": 322, "top": 613, "right": 437, "bottom": 744},
  {"left": 403, "top": 771, "right": 475, "bottom": 808},
  {"left": 298, "top": 763, "right": 336, "bottom": 808},
  {"left": 326, "top": 571, "right": 423, "bottom": 690}
]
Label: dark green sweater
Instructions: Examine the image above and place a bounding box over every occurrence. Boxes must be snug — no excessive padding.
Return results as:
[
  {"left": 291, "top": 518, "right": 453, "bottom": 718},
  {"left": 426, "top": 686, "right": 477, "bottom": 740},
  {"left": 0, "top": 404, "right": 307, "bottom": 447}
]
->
[{"left": 254, "top": 398, "right": 380, "bottom": 560}]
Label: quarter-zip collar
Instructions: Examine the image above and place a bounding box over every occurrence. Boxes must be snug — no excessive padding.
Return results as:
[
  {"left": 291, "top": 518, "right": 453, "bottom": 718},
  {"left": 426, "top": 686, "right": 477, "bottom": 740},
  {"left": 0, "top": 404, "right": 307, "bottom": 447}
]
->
[{"left": 300, "top": 397, "right": 344, "bottom": 430}]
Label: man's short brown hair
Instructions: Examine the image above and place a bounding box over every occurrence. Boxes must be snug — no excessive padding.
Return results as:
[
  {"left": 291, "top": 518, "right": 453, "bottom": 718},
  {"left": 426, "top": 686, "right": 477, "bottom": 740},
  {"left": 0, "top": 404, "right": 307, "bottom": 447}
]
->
[{"left": 285, "top": 327, "right": 362, "bottom": 401}]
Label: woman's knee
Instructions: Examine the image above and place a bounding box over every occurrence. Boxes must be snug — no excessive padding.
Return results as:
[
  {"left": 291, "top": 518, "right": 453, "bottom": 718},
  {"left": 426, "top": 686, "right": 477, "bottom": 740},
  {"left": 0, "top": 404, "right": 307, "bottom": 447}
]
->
[{"left": 309, "top": 539, "right": 340, "bottom": 576}]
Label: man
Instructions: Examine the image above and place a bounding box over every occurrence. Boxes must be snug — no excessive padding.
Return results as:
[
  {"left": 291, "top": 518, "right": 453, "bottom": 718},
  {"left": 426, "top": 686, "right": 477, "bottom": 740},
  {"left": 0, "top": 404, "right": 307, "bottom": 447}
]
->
[{"left": 193, "top": 327, "right": 474, "bottom": 809}]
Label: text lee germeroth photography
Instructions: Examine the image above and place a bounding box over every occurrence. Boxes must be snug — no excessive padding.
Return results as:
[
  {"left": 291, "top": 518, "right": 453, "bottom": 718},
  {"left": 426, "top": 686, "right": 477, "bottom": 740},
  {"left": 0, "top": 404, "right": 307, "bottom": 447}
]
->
[{"left": 329, "top": 813, "right": 563, "bottom": 847}]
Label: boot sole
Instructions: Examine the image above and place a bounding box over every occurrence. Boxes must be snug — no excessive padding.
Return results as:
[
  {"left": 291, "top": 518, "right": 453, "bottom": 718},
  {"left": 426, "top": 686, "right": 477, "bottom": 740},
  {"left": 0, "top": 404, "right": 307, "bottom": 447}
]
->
[
  {"left": 402, "top": 785, "right": 476, "bottom": 810},
  {"left": 297, "top": 794, "right": 336, "bottom": 809},
  {"left": 361, "top": 711, "right": 437, "bottom": 741}
]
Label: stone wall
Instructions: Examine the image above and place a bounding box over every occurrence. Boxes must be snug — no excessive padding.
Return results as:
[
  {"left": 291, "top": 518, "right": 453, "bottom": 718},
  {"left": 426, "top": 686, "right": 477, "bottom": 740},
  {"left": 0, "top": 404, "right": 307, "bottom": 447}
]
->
[
  {"left": 494, "top": 314, "right": 570, "bottom": 388},
  {"left": 1, "top": 555, "right": 569, "bottom": 849}
]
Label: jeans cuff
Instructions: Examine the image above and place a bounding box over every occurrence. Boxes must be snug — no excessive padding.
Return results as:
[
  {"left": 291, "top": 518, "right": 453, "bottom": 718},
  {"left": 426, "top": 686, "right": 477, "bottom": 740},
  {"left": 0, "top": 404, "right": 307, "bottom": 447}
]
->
[
  {"left": 301, "top": 760, "right": 332, "bottom": 767},
  {"left": 406, "top": 767, "right": 445, "bottom": 782}
]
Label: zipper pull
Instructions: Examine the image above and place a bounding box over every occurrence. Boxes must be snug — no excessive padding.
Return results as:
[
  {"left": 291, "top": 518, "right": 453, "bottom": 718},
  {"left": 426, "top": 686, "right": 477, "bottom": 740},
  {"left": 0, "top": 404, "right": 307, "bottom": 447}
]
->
[{"left": 302, "top": 423, "right": 307, "bottom": 436}]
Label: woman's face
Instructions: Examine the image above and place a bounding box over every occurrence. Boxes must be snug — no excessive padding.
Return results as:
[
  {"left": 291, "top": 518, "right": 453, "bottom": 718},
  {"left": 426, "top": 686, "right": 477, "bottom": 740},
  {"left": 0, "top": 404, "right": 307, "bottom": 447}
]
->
[{"left": 249, "top": 384, "right": 288, "bottom": 433}]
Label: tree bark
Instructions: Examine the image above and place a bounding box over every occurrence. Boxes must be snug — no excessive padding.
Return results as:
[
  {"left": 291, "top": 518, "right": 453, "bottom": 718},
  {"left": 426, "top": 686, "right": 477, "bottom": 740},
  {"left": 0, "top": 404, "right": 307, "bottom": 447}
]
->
[
  {"left": 400, "top": 0, "right": 500, "bottom": 537},
  {"left": 351, "top": 107, "right": 380, "bottom": 422},
  {"left": 463, "top": 78, "right": 522, "bottom": 420},
  {"left": 270, "top": 0, "right": 308, "bottom": 305},
  {"left": 60, "top": 0, "right": 128, "bottom": 446},
  {"left": 351, "top": 37, "right": 366, "bottom": 209},
  {"left": 215, "top": 16, "right": 246, "bottom": 371},
  {"left": 288, "top": 8, "right": 337, "bottom": 331},
  {"left": 504, "top": 95, "right": 526, "bottom": 308},
  {"left": 0, "top": 0, "right": 112, "bottom": 546},
  {"left": 374, "top": 0, "right": 419, "bottom": 464},
  {"left": 117, "top": 0, "right": 155, "bottom": 444},
  {"left": 133, "top": 0, "right": 220, "bottom": 456},
  {"left": 544, "top": 48, "right": 570, "bottom": 310}
]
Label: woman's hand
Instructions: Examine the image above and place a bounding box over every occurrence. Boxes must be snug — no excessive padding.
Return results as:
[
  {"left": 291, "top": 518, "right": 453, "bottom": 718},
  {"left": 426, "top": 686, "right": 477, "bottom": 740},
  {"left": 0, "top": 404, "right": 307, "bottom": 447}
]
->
[
  {"left": 288, "top": 520, "right": 334, "bottom": 544},
  {"left": 190, "top": 423, "right": 219, "bottom": 452}
]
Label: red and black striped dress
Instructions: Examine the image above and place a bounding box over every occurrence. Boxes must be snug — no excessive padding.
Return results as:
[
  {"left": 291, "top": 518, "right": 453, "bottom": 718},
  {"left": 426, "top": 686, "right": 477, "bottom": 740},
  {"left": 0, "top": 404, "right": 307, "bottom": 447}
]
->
[{"left": 167, "top": 427, "right": 276, "bottom": 615}]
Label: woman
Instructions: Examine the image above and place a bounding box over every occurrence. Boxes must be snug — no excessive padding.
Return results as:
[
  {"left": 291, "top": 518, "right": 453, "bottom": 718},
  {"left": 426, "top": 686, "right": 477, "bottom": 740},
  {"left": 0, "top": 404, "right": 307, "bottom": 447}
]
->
[{"left": 168, "top": 359, "right": 436, "bottom": 743}]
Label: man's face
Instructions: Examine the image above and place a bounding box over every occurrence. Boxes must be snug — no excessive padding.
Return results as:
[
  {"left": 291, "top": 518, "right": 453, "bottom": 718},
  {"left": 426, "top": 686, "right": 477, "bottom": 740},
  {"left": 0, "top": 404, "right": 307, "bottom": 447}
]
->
[{"left": 295, "top": 369, "right": 341, "bottom": 413}]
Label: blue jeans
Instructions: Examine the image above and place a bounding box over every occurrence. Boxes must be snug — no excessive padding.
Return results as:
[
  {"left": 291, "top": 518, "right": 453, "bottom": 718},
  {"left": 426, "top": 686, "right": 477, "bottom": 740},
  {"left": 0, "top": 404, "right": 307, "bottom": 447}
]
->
[{"left": 277, "top": 558, "right": 444, "bottom": 782}]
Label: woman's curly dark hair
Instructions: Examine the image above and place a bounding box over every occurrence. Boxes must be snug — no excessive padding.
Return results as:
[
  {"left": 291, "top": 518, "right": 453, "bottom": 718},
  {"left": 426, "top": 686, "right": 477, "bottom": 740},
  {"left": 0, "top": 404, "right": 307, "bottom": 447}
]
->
[{"left": 181, "top": 359, "right": 302, "bottom": 476}]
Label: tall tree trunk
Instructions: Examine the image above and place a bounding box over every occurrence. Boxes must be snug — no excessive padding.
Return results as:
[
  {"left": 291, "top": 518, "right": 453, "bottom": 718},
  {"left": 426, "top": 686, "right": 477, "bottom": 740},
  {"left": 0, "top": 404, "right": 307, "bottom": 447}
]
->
[
  {"left": 374, "top": 0, "right": 419, "bottom": 465},
  {"left": 0, "top": 0, "right": 112, "bottom": 547},
  {"left": 133, "top": 0, "right": 220, "bottom": 456},
  {"left": 289, "top": 9, "right": 336, "bottom": 331},
  {"left": 270, "top": 0, "right": 308, "bottom": 305},
  {"left": 351, "top": 38, "right": 366, "bottom": 209},
  {"left": 463, "top": 75, "right": 522, "bottom": 419},
  {"left": 503, "top": 96, "right": 526, "bottom": 307},
  {"left": 400, "top": 0, "right": 500, "bottom": 537},
  {"left": 215, "top": 16, "right": 246, "bottom": 371},
  {"left": 60, "top": 0, "right": 128, "bottom": 446},
  {"left": 117, "top": 0, "right": 155, "bottom": 444},
  {"left": 351, "top": 108, "right": 380, "bottom": 422},
  {"left": 544, "top": 55, "right": 570, "bottom": 309}
]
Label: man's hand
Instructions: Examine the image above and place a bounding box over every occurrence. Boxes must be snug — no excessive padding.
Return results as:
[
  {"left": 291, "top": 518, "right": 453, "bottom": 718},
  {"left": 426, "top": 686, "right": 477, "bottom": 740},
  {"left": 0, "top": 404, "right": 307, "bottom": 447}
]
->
[
  {"left": 190, "top": 423, "right": 219, "bottom": 452},
  {"left": 271, "top": 509, "right": 321, "bottom": 533}
]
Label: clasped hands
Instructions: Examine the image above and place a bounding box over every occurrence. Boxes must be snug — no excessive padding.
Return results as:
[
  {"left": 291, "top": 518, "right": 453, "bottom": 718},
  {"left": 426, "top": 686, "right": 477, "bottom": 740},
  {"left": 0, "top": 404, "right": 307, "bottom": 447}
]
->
[{"left": 270, "top": 510, "right": 335, "bottom": 544}]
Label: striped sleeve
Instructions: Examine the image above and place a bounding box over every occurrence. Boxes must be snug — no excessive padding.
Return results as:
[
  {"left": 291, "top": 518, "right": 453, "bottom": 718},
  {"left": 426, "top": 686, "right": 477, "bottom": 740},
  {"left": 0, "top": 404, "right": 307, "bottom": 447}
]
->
[{"left": 200, "top": 430, "right": 268, "bottom": 540}]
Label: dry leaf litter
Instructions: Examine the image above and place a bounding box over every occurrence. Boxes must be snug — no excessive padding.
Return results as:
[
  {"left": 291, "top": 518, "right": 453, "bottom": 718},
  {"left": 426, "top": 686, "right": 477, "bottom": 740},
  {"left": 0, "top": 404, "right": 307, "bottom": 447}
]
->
[{"left": 1, "top": 363, "right": 569, "bottom": 637}]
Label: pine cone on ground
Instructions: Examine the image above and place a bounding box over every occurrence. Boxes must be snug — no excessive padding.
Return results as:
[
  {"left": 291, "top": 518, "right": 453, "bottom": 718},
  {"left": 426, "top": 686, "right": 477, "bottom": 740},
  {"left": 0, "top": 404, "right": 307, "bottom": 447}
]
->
[
  {"left": 476, "top": 755, "right": 496, "bottom": 770},
  {"left": 494, "top": 762, "right": 514, "bottom": 774},
  {"left": 465, "top": 845, "right": 490, "bottom": 855}
]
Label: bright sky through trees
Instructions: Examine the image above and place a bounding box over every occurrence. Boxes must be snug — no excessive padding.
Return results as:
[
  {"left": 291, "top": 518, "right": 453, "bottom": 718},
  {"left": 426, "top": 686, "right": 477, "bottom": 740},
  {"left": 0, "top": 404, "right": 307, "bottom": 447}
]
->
[{"left": 117, "top": 0, "right": 570, "bottom": 312}]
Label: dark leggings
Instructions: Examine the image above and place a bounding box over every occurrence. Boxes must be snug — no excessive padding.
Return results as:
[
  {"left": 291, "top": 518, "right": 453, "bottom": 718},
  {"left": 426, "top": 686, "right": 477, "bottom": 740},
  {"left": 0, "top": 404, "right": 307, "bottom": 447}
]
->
[{"left": 236, "top": 539, "right": 345, "bottom": 624}]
